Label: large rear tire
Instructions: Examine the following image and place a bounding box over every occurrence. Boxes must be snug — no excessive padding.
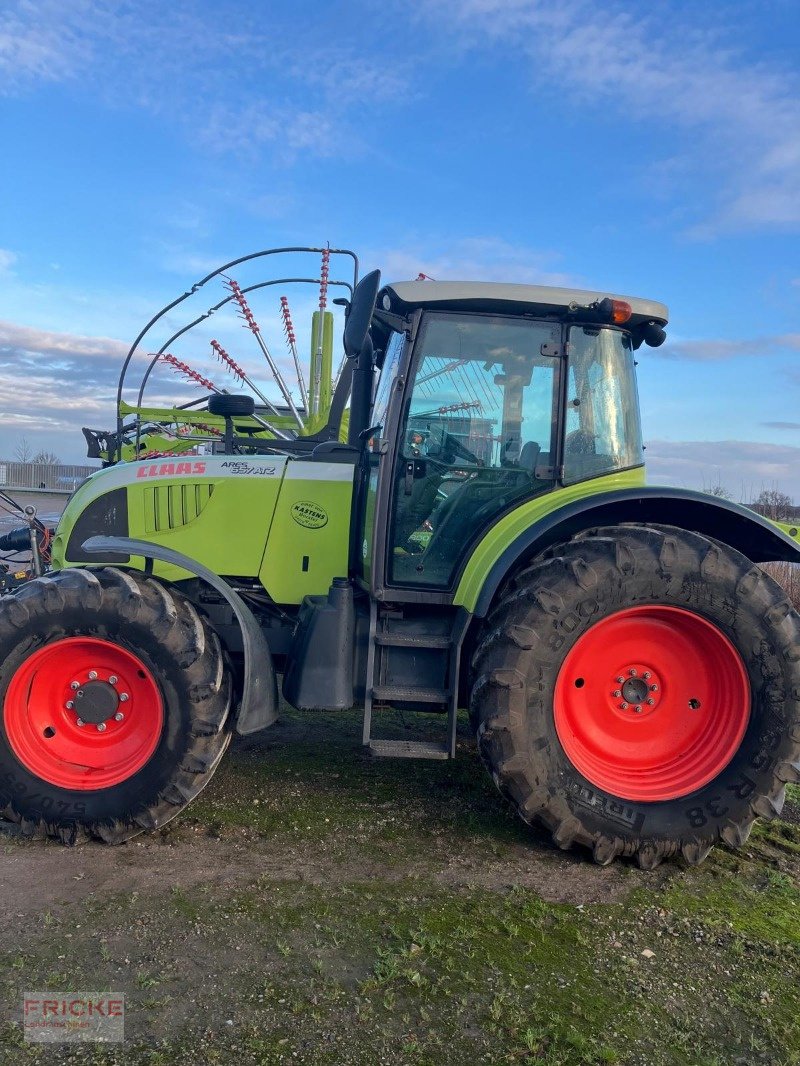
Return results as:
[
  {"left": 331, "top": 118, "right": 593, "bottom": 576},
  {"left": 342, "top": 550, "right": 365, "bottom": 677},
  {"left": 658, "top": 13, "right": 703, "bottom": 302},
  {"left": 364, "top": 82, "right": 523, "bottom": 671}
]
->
[
  {"left": 0, "top": 567, "right": 232, "bottom": 844},
  {"left": 471, "top": 524, "right": 800, "bottom": 867}
]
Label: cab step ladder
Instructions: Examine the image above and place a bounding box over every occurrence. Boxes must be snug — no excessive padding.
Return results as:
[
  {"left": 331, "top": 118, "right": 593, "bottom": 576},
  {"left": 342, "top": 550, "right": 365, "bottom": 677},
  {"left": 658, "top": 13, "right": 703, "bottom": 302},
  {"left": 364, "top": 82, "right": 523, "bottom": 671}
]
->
[{"left": 361, "top": 602, "right": 468, "bottom": 759}]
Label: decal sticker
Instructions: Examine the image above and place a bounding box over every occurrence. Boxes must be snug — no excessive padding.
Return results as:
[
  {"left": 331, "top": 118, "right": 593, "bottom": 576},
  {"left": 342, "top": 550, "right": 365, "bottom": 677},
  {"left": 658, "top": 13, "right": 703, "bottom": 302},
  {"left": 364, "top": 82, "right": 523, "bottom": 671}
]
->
[
  {"left": 136, "top": 461, "right": 207, "bottom": 479},
  {"left": 290, "top": 501, "right": 328, "bottom": 529},
  {"left": 220, "top": 461, "right": 278, "bottom": 476}
]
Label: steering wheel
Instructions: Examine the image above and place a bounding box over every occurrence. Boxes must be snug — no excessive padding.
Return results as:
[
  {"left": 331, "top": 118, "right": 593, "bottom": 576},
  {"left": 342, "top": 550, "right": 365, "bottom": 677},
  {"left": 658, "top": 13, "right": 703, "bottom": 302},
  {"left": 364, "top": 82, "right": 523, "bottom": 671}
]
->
[{"left": 425, "top": 425, "right": 482, "bottom": 466}]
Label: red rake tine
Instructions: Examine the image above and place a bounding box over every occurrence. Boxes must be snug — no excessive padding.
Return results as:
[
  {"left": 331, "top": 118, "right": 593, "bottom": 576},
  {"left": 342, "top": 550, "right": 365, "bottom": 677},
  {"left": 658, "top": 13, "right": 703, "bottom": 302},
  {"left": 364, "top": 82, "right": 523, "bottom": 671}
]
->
[
  {"left": 161, "top": 353, "right": 222, "bottom": 393},
  {"left": 223, "top": 277, "right": 304, "bottom": 432},
  {"left": 280, "top": 296, "right": 309, "bottom": 413},
  {"left": 209, "top": 341, "right": 292, "bottom": 440},
  {"left": 312, "top": 246, "right": 331, "bottom": 414},
  {"left": 160, "top": 352, "right": 288, "bottom": 441}
]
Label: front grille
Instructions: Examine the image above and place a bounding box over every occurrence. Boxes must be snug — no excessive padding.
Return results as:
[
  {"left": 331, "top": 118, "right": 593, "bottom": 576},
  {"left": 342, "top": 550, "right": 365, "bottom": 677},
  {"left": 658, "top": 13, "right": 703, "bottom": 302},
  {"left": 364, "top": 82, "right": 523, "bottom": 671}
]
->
[{"left": 142, "top": 483, "right": 214, "bottom": 533}]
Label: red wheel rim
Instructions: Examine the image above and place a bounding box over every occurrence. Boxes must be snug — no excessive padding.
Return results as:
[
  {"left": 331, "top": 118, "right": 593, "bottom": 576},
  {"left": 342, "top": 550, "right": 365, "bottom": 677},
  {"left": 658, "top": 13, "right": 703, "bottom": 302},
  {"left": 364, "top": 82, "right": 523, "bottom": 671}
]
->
[
  {"left": 554, "top": 606, "right": 750, "bottom": 802},
  {"left": 4, "top": 637, "right": 164, "bottom": 791}
]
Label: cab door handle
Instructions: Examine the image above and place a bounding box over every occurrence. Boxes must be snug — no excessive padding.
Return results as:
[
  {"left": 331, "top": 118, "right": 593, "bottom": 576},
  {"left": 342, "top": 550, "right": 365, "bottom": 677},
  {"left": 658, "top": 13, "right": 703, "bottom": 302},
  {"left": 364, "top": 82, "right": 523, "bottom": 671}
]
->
[{"left": 404, "top": 460, "right": 415, "bottom": 495}]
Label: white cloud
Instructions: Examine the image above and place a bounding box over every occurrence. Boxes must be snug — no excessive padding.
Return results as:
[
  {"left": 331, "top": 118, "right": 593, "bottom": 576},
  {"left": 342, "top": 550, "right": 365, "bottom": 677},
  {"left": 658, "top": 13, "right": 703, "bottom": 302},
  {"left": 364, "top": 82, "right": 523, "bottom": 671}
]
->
[
  {"left": 0, "top": 2, "right": 87, "bottom": 91},
  {"left": 0, "top": 2, "right": 411, "bottom": 166},
  {"left": 414, "top": 0, "right": 800, "bottom": 233},
  {"left": 0, "top": 250, "right": 16, "bottom": 276},
  {"left": 285, "top": 48, "right": 413, "bottom": 105},
  {"left": 0, "top": 320, "right": 128, "bottom": 363},
  {"left": 646, "top": 438, "right": 800, "bottom": 500},
  {"left": 200, "top": 103, "right": 340, "bottom": 162},
  {"left": 656, "top": 333, "right": 800, "bottom": 362},
  {"left": 378, "top": 237, "right": 576, "bottom": 285}
]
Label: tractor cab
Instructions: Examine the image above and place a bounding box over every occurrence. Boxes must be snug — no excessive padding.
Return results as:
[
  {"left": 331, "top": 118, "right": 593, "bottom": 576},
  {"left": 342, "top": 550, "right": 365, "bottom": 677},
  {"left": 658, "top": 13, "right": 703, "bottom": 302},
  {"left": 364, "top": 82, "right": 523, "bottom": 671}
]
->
[{"left": 357, "top": 279, "right": 668, "bottom": 596}]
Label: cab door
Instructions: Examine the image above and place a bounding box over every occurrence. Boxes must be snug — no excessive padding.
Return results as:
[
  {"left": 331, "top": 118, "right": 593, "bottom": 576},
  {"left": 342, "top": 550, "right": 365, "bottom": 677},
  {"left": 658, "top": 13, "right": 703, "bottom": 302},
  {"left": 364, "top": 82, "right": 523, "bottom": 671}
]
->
[{"left": 382, "top": 312, "right": 562, "bottom": 592}]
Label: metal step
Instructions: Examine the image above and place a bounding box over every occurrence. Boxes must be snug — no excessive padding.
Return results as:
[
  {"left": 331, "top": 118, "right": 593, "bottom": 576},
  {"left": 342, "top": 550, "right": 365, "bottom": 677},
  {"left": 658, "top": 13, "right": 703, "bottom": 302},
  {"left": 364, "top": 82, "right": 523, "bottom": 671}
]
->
[
  {"left": 372, "top": 684, "right": 449, "bottom": 704},
  {"left": 368, "top": 739, "right": 450, "bottom": 760},
  {"left": 375, "top": 633, "right": 452, "bottom": 649}
]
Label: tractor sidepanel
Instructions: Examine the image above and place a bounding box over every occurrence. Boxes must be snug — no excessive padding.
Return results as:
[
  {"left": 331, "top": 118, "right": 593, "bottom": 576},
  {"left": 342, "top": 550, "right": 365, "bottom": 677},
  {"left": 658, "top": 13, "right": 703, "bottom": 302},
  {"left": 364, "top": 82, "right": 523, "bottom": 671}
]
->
[
  {"left": 259, "top": 461, "right": 356, "bottom": 605},
  {"left": 456, "top": 482, "right": 800, "bottom": 616},
  {"left": 53, "top": 456, "right": 288, "bottom": 583}
]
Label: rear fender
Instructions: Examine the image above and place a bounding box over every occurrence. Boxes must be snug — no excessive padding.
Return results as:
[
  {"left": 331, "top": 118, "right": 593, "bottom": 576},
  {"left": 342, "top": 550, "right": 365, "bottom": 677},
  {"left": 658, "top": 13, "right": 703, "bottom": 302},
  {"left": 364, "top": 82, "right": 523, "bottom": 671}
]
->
[
  {"left": 82, "top": 535, "right": 277, "bottom": 734},
  {"left": 464, "top": 486, "right": 800, "bottom": 617}
]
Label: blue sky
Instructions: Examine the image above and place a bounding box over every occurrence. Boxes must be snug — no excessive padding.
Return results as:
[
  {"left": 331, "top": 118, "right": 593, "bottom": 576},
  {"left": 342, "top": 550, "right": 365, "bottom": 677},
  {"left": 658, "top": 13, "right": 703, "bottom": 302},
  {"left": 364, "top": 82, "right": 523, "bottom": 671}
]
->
[{"left": 0, "top": 0, "right": 799, "bottom": 498}]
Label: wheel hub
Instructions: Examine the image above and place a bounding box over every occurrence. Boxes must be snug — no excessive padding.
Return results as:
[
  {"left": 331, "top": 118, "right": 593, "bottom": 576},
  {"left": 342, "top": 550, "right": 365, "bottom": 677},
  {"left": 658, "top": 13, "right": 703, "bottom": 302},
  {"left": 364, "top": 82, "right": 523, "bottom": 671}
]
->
[
  {"left": 607, "top": 664, "right": 663, "bottom": 717},
  {"left": 621, "top": 676, "right": 649, "bottom": 705},
  {"left": 73, "top": 680, "right": 119, "bottom": 725}
]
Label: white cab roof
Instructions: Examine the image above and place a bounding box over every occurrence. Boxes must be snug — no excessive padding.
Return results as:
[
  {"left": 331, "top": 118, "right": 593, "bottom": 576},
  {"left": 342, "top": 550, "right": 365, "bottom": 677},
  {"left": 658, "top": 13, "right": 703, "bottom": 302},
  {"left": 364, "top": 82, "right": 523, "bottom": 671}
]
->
[{"left": 384, "top": 281, "right": 668, "bottom": 325}]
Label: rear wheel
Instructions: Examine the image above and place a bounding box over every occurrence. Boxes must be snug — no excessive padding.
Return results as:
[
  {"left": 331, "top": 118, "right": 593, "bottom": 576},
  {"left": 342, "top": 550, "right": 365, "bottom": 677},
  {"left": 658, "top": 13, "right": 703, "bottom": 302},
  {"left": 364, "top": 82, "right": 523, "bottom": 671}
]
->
[
  {"left": 471, "top": 524, "right": 800, "bottom": 867},
  {"left": 0, "top": 567, "right": 232, "bottom": 844}
]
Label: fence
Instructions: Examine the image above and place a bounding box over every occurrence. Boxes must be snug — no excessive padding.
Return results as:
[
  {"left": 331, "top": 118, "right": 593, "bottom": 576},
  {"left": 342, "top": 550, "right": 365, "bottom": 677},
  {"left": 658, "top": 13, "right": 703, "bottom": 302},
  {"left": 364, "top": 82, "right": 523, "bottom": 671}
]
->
[{"left": 0, "top": 460, "right": 100, "bottom": 493}]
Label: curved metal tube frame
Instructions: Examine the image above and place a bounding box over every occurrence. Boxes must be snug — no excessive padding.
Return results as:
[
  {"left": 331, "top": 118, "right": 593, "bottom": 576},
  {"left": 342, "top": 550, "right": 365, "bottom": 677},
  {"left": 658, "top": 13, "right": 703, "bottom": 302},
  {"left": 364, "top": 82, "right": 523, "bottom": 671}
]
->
[{"left": 116, "top": 246, "right": 358, "bottom": 459}]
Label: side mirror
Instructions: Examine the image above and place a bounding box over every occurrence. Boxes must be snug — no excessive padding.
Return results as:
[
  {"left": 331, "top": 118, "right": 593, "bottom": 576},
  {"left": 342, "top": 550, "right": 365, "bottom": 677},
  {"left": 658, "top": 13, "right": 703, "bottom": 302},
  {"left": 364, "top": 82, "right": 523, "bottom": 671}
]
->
[
  {"left": 344, "top": 269, "right": 381, "bottom": 360},
  {"left": 643, "top": 322, "right": 667, "bottom": 347}
]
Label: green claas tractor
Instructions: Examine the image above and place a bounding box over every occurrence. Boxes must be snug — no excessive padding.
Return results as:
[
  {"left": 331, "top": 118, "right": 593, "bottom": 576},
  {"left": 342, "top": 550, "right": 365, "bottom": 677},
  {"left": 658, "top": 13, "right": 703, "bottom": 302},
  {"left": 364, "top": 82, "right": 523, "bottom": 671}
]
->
[{"left": 2, "top": 258, "right": 800, "bottom": 869}]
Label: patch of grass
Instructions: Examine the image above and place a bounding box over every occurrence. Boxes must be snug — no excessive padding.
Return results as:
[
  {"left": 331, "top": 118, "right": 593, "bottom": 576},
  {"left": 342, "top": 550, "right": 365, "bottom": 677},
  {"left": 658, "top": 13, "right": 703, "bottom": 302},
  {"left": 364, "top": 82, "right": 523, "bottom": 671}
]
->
[
  {"left": 3, "top": 858, "right": 799, "bottom": 1065},
  {"left": 658, "top": 856, "right": 800, "bottom": 945},
  {"left": 188, "top": 707, "right": 531, "bottom": 862}
]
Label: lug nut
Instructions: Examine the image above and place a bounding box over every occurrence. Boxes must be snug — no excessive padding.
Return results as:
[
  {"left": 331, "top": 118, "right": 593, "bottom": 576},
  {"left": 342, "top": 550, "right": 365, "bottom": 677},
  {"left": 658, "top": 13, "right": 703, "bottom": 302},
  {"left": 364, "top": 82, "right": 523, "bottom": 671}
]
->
[
  {"left": 629, "top": 668, "right": 637, "bottom": 677},
  {"left": 612, "top": 689, "right": 621, "bottom": 697},
  {"left": 70, "top": 681, "right": 80, "bottom": 691},
  {"left": 97, "top": 722, "right": 106, "bottom": 732},
  {"left": 620, "top": 702, "right": 629, "bottom": 710},
  {"left": 650, "top": 684, "right": 658, "bottom": 692},
  {"left": 66, "top": 700, "right": 74, "bottom": 710},
  {"left": 88, "top": 670, "right": 98, "bottom": 680},
  {"left": 634, "top": 705, "right": 642, "bottom": 713},
  {"left": 616, "top": 676, "right": 624, "bottom": 684},
  {"left": 646, "top": 698, "right": 655, "bottom": 706},
  {"left": 109, "top": 675, "right": 118, "bottom": 685},
  {"left": 114, "top": 712, "right": 124, "bottom": 722},
  {"left": 643, "top": 672, "right": 651, "bottom": 680},
  {"left": 76, "top": 718, "right": 85, "bottom": 727},
  {"left": 119, "top": 693, "right": 129, "bottom": 703}
]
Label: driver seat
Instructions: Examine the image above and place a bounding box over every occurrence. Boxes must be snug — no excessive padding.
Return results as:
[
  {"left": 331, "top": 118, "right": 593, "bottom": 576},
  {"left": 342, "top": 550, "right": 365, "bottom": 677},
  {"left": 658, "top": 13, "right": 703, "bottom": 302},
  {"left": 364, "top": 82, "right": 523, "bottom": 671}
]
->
[{"left": 518, "top": 440, "right": 540, "bottom": 473}]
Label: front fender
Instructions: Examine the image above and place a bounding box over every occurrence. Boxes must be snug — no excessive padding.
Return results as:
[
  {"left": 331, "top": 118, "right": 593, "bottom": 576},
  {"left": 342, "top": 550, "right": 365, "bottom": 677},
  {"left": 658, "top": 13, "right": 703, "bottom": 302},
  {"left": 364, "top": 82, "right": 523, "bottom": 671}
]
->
[
  {"left": 456, "top": 486, "right": 800, "bottom": 617},
  {"left": 82, "top": 535, "right": 278, "bottom": 735}
]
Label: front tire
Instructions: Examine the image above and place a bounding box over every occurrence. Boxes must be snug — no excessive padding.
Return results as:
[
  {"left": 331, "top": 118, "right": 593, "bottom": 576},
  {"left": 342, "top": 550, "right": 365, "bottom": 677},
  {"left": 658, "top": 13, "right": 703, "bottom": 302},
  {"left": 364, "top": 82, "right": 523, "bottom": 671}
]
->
[
  {"left": 0, "top": 567, "right": 232, "bottom": 844},
  {"left": 471, "top": 524, "right": 800, "bottom": 867}
]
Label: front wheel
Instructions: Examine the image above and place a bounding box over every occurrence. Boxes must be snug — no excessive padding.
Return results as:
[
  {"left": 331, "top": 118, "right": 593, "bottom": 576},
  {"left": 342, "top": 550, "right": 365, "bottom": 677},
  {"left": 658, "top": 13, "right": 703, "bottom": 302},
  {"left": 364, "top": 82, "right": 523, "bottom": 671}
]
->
[
  {"left": 0, "top": 567, "right": 232, "bottom": 844},
  {"left": 471, "top": 524, "right": 800, "bottom": 867}
]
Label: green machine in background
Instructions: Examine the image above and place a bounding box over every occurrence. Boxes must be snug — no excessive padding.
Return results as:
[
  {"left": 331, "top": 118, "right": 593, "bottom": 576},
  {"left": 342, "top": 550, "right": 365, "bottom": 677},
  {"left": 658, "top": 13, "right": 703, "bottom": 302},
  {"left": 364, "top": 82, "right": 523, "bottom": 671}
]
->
[{"left": 82, "top": 247, "right": 353, "bottom": 464}]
